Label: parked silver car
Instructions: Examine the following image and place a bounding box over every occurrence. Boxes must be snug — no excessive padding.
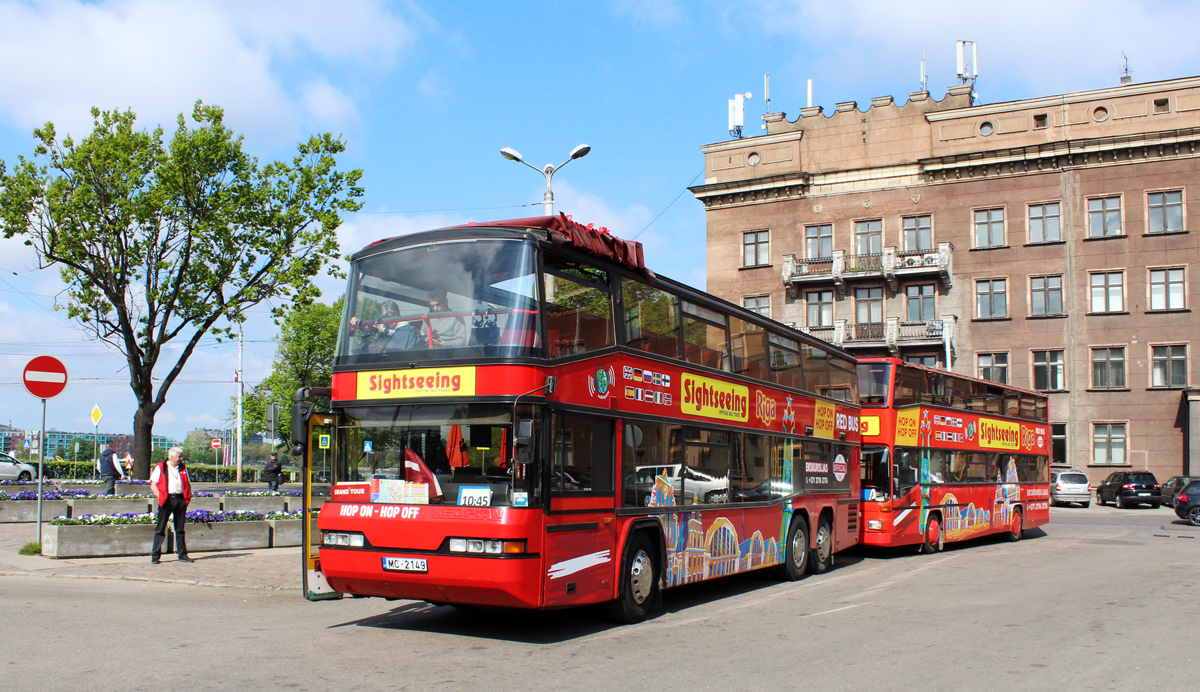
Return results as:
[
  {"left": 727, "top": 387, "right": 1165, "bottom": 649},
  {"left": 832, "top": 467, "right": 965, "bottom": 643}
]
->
[
  {"left": 1050, "top": 470, "right": 1091, "bottom": 508},
  {"left": 0, "top": 452, "right": 40, "bottom": 481}
]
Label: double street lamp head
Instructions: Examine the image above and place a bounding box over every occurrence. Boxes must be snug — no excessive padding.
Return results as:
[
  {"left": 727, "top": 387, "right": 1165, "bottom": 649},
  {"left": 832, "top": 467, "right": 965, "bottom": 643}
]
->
[{"left": 499, "top": 143, "right": 591, "bottom": 216}]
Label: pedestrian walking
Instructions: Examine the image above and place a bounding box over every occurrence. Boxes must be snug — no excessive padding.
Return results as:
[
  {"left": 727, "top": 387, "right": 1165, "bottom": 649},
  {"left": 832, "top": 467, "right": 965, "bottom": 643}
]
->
[
  {"left": 150, "top": 447, "right": 193, "bottom": 564},
  {"left": 98, "top": 444, "right": 124, "bottom": 495},
  {"left": 263, "top": 452, "right": 283, "bottom": 492}
]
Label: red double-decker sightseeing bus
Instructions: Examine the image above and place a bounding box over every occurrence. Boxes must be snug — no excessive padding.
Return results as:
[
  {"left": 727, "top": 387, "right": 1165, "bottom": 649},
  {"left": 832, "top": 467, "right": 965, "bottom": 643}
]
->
[
  {"left": 855, "top": 357, "right": 1050, "bottom": 553},
  {"left": 295, "top": 215, "right": 861, "bottom": 621}
]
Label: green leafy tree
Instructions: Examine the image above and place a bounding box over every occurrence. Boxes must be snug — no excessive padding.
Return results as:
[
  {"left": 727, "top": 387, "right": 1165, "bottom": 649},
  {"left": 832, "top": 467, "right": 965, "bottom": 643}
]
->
[
  {"left": 0, "top": 103, "right": 363, "bottom": 479},
  {"left": 237, "top": 297, "right": 343, "bottom": 454}
]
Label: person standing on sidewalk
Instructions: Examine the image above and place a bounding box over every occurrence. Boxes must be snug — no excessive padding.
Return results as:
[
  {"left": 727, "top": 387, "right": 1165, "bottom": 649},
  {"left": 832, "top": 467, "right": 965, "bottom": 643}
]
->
[
  {"left": 263, "top": 452, "right": 283, "bottom": 492},
  {"left": 98, "top": 444, "right": 124, "bottom": 495},
  {"left": 150, "top": 447, "right": 193, "bottom": 564}
]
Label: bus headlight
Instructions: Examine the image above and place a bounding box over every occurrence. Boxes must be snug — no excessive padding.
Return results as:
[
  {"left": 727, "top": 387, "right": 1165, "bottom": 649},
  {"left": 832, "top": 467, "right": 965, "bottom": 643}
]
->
[
  {"left": 322, "top": 531, "right": 365, "bottom": 547},
  {"left": 448, "top": 538, "right": 527, "bottom": 555}
]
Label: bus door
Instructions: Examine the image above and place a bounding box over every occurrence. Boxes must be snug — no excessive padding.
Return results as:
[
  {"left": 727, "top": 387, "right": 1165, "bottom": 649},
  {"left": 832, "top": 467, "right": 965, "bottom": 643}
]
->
[
  {"left": 294, "top": 399, "right": 341, "bottom": 601},
  {"left": 543, "top": 413, "right": 617, "bottom": 608}
]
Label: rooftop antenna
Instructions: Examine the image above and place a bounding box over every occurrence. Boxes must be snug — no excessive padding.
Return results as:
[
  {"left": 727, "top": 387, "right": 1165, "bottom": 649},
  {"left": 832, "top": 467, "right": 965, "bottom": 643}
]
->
[
  {"left": 807, "top": 78, "right": 813, "bottom": 108},
  {"left": 728, "top": 91, "right": 752, "bottom": 138},
  {"left": 920, "top": 50, "right": 927, "bottom": 92},
  {"left": 956, "top": 40, "right": 979, "bottom": 104},
  {"left": 1120, "top": 52, "right": 1133, "bottom": 85}
]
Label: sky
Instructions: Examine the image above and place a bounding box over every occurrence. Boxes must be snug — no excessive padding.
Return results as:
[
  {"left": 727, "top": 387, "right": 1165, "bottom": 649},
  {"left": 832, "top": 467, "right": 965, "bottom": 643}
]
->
[{"left": 1, "top": 0, "right": 1199, "bottom": 445}]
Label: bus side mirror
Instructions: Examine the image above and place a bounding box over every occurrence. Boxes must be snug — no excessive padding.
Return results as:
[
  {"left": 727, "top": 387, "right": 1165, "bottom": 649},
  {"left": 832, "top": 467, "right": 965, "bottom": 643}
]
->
[{"left": 514, "top": 419, "right": 534, "bottom": 466}]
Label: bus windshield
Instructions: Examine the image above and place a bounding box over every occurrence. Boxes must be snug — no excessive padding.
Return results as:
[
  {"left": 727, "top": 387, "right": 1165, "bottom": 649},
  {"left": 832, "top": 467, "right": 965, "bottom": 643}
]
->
[
  {"left": 857, "top": 362, "right": 892, "bottom": 406},
  {"left": 334, "top": 403, "right": 540, "bottom": 507},
  {"left": 339, "top": 239, "right": 539, "bottom": 363}
]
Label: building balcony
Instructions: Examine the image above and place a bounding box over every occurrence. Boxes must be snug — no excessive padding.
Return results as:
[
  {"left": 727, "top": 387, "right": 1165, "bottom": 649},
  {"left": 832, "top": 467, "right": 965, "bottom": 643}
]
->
[
  {"left": 782, "top": 242, "right": 954, "bottom": 291},
  {"left": 798, "top": 315, "right": 957, "bottom": 355}
]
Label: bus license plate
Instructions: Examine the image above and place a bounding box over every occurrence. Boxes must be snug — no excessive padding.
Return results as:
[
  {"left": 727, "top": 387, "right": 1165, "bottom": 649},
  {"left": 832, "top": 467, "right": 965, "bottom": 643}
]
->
[{"left": 382, "top": 557, "right": 427, "bottom": 573}]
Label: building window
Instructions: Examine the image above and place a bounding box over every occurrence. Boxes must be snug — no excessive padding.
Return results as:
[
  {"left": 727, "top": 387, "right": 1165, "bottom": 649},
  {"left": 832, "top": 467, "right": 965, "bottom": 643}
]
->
[
  {"left": 1033, "top": 350, "right": 1065, "bottom": 391},
  {"left": 854, "top": 219, "right": 883, "bottom": 257},
  {"left": 973, "top": 207, "right": 1005, "bottom": 248},
  {"left": 1034, "top": 113, "right": 1049, "bottom": 128},
  {"left": 978, "top": 352, "right": 1009, "bottom": 384},
  {"left": 905, "top": 284, "right": 936, "bottom": 322},
  {"left": 806, "top": 290, "right": 833, "bottom": 327},
  {"left": 905, "top": 354, "right": 939, "bottom": 367},
  {"left": 902, "top": 215, "right": 932, "bottom": 252},
  {"left": 1154, "top": 98, "right": 1170, "bottom": 114},
  {"left": 1149, "top": 267, "right": 1186, "bottom": 311},
  {"left": 975, "top": 278, "right": 1007, "bottom": 319},
  {"left": 1089, "top": 272, "right": 1124, "bottom": 313},
  {"left": 743, "top": 295, "right": 769, "bottom": 319},
  {"left": 854, "top": 286, "right": 884, "bottom": 325},
  {"left": 805, "top": 224, "right": 832, "bottom": 259},
  {"left": 1029, "top": 202, "right": 1061, "bottom": 243},
  {"left": 1030, "top": 275, "right": 1064, "bottom": 316},
  {"left": 1147, "top": 191, "right": 1184, "bottom": 234},
  {"left": 1151, "top": 344, "right": 1187, "bottom": 387},
  {"left": 1051, "top": 423, "right": 1067, "bottom": 466},
  {"left": 1091, "top": 347, "right": 1126, "bottom": 389},
  {"left": 743, "top": 230, "right": 769, "bottom": 267},
  {"left": 1087, "top": 196, "right": 1122, "bottom": 238},
  {"left": 1093, "top": 423, "right": 1127, "bottom": 465}
]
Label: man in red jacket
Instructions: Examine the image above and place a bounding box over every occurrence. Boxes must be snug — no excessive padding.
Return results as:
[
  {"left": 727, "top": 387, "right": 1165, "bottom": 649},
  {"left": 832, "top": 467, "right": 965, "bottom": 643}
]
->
[{"left": 150, "top": 447, "right": 193, "bottom": 564}]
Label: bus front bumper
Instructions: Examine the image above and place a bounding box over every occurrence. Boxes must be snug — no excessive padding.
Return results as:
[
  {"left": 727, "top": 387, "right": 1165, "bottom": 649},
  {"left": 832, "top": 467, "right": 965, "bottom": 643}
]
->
[{"left": 319, "top": 547, "right": 544, "bottom": 609}]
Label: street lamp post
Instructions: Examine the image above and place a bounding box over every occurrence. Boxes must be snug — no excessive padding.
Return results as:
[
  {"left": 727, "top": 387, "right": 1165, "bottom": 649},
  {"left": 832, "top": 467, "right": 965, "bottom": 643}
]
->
[{"left": 499, "top": 144, "right": 591, "bottom": 216}]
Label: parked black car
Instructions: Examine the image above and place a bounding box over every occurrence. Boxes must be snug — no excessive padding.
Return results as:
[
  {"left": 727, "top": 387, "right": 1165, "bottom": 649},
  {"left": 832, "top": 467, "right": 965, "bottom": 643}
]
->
[
  {"left": 1174, "top": 481, "right": 1200, "bottom": 526},
  {"left": 1096, "top": 471, "right": 1161, "bottom": 508},
  {"left": 1162, "top": 476, "right": 1197, "bottom": 507}
]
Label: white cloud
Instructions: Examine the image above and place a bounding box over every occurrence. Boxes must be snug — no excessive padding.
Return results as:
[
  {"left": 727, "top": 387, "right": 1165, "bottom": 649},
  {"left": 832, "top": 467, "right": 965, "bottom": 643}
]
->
[
  {"left": 301, "top": 79, "right": 359, "bottom": 125},
  {"left": 747, "top": 0, "right": 1200, "bottom": 104},
  {"left": 0, "top": 0, "right": 413, "bottom": 141}
]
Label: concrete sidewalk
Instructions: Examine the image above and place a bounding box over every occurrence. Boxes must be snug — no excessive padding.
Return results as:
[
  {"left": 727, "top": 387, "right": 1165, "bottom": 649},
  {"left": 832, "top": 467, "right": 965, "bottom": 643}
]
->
[{"left": 0, "top": 521, "right": 305, "bottom": 591}]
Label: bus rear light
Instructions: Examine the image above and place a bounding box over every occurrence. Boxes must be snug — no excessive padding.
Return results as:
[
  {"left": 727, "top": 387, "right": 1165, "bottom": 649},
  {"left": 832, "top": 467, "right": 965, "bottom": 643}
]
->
[
  {"left": 867, "top": 519, "right": 883, "bottom": 531},
  {"left": 322, "top": 531, "right": 364, "bottom": 547},
  {"left": 448, "top": 538, "right": 526, "bottom": 555}
]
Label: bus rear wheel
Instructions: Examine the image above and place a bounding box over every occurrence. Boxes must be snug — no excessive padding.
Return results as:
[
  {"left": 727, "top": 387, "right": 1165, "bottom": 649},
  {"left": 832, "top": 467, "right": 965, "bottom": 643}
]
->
[
  {"left": 1007, "top": 508, "right": 1023, "bottom": 542},
  {"left": 921, "top": 515, "right": 943, "bottom": 554},
  {"left": 777, "top": 517, "right": 810, "bottom": 581},
  {"left": 812, "top": 517, "right": 833, "bottom": 573},
  {"left": 605, "top": 532, "right": 659, "bottom": 624}
]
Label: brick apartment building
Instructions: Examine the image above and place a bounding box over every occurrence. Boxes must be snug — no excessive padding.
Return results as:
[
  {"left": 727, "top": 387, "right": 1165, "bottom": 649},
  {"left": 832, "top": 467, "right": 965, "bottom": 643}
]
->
[{"left": 690, "top": 75, "right": 1200, "bottom": 483}]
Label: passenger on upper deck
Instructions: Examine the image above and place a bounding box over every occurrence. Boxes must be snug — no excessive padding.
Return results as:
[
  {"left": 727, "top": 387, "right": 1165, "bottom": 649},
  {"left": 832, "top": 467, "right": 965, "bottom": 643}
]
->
[
  {"left": 426, "top": 289, "right": 467, "bottom": 348},
  {"left": 350, "top": 300, "right": 401, "bottom": 353}
]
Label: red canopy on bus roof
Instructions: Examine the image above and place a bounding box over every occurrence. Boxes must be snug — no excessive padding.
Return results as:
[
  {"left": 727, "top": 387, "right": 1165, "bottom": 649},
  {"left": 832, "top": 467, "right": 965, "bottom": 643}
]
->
[{"left": 453, "top": 213, "right": 655, "bottom": 281}]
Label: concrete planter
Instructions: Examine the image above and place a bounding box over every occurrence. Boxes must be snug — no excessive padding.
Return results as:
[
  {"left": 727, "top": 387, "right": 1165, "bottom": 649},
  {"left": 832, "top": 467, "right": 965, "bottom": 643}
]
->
[
  {"left": 68, "top": 498, "right": 152, "bottom": 517},
  {"left": 175, "top": 520, "right": 270, "bottom": 551},
  {"left": 285, "top": 497, "right": 324, "bottom": 512},
  {"left": 0, "top": 500, "right": 70, "bottom": 523},
  {"left": 268, "top": 518, "right": 320, "bottom": 547},
  {"left": 186, "top": 497, "right": 222, "bottom": 512},
  {"left": 42, "top": 523, "right": 156, "bottom": 558},
  {"left": 220, "top": 496, "right": 287, "bottom": 513}
]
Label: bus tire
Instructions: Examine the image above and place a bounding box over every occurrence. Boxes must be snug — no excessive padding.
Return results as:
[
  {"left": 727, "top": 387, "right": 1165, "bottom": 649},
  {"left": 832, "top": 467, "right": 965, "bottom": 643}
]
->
[
  {"left": 1007, "top": 508, "right": 1023, "bottom": 542},
  {"left": 921, "top": 514, "right": 943, "bottom": 554},
  {"left": 605, "top": 532, "right": 659, "bottom": 624},
  {"left": 777, "top": 516, "right": 810, "bottom": 581},
  {"left": 812, "top": 516, "right": 833, "bottom": 574}
]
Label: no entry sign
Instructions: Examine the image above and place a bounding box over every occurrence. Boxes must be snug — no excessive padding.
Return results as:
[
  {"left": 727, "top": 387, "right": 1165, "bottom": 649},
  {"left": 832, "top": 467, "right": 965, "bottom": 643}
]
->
[
  {"left": 23, "top": 356, "right": 68, "bottom": 399},
  {"left": 211, "top": 438, "right": 222, "bottom": 449}
]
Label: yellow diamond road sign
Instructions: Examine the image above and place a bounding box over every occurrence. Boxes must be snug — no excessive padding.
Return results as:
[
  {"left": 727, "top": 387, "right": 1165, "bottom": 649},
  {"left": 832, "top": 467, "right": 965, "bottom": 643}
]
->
[{"left": 90, "top": 405, "right": 103, "bottom": 427}]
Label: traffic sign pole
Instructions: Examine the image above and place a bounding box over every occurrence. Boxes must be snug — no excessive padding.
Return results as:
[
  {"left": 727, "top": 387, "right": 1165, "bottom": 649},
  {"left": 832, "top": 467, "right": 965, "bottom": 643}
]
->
[{"left": 23, "top": 356, "right": 68, "bottom": 550}]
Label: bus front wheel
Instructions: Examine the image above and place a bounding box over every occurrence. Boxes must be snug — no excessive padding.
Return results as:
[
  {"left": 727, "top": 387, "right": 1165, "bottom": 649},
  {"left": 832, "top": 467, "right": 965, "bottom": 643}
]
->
[
  {"left": 777, "top": 517, "right": 810, "bottom": 581},
  {"left": 605, "top": 532, "right": 659, "bottom": 624},
  {"left": 921, "top": 514, "right": 943, "bottom": 554},
  {"left": 1007, "top": 508, "right": 1023, "bottom": 542}
]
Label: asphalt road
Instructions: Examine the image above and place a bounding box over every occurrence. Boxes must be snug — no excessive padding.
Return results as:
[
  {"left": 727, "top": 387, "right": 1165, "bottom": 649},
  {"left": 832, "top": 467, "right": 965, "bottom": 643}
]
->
[{"left": 2, "top": 504, "right": 1196, "bottom": 692}]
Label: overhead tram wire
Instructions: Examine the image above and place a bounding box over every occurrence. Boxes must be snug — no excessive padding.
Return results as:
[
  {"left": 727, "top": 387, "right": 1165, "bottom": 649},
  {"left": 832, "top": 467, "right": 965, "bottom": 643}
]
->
[{"left": 631, "top": 169, "right": 704, "bottom": 241}]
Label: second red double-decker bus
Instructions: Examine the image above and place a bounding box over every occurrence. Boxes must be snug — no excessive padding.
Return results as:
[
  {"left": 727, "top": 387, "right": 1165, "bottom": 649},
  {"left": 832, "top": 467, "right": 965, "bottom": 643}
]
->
[
  {"left": 855, "top": 357, "right": 1050, "bottom": 553},
  {"left": 299, "top": 215, "right": 862, "bottom": 621}
]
